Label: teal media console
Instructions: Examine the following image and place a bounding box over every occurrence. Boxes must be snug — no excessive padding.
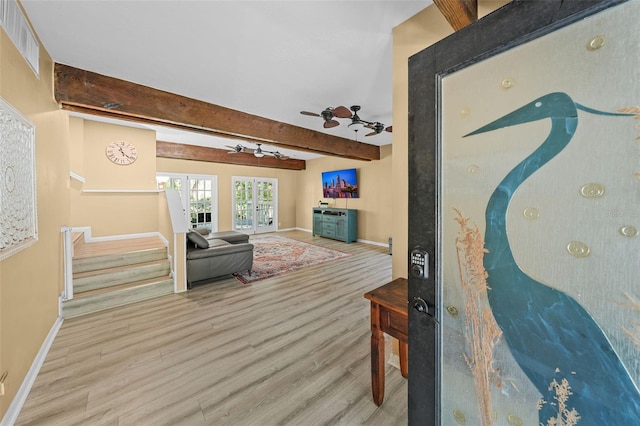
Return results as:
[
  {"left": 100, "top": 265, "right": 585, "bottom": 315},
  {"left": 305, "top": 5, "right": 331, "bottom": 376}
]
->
[{"left": 312, "top": 208, "right": 357, "bottom": 243}]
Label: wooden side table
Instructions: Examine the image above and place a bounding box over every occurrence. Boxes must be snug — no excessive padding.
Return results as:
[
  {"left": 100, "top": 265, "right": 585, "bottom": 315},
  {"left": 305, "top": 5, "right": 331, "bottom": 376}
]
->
[{"left": 364, "top": 277, "right": 408, "bottom": 406}]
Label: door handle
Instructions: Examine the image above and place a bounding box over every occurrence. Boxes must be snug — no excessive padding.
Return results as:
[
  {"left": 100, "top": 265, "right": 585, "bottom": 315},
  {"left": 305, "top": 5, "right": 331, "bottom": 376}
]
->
[{"left": 412, "top": 297, "right": 429, "bottom": 314}]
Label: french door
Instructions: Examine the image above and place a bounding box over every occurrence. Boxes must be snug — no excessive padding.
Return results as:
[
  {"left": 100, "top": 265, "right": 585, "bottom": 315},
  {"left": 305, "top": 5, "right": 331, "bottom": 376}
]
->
[
  {"left": 156, "top": 173, "right": 218, "bottom": 231},
  {"left": 232, "top": 177, "right": 277, "bottom": 234}
]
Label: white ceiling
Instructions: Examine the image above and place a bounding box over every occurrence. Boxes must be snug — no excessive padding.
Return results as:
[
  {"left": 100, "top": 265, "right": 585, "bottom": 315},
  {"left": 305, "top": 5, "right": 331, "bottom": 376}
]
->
[{"left": 21, "top": 0, "right": 431, "bottom": 160}]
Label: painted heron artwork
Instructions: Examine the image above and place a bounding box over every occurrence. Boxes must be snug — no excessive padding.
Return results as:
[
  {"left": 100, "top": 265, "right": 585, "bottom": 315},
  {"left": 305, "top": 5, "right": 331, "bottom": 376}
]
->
[{"left": 464, "top": 92, "right": 640, "bottom": 423}]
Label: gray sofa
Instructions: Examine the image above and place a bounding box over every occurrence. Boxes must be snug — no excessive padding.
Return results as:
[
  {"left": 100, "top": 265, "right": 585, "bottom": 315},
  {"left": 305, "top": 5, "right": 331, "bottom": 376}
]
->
[{"left": 186, "top": 229, "right": 253, "bottom": 288}]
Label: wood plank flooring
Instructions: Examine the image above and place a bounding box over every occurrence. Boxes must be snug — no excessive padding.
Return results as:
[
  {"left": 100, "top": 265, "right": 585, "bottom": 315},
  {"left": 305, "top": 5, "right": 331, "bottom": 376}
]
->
[{"left": 17, "top": 230, "right": 407, "bottom": 425}]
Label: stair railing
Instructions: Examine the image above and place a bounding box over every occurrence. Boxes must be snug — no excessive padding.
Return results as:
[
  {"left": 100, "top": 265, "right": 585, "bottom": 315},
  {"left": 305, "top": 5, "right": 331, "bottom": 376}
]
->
[{"left": 61, "top": 226, "right": 74, "bottom": 300}]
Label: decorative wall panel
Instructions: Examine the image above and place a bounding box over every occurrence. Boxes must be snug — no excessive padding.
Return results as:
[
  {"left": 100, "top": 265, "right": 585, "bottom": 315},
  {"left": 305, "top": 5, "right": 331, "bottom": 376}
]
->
[{"left": 0, "top": 96, "right": 37, "bottom": 260}]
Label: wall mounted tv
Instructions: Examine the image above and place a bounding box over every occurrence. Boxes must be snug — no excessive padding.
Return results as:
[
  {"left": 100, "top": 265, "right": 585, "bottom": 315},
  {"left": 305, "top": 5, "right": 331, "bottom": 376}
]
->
[{"left": 322, "top": 168, "right": 358, "bottom": 199}]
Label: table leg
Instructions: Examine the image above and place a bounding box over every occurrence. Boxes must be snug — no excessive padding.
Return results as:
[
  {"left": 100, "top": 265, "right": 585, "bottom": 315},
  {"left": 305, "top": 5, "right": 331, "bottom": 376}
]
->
[
  {"left": 399, "top": 341, "right": 408, "bottom": 378},
  {"left": 370, "top": 303, "right": 385, "bottom": 406}
]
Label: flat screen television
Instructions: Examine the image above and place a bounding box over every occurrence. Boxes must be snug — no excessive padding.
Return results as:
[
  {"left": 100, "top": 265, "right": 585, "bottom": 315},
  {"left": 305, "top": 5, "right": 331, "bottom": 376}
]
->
[{"left": 322, "top": 168, "right": 358, "bottom": 198}]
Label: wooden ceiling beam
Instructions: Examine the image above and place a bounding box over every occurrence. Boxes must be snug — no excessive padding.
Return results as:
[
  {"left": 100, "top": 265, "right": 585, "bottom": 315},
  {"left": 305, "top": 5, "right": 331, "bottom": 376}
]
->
[
  {"left": 433, "top": 0, "right": 478, "bottom": 31},
  {"left": 55, "top": 64, "right": 380, "bottom": 161},
  {"left": 156, "top": 141, "right": 306, "bottom": 171}
]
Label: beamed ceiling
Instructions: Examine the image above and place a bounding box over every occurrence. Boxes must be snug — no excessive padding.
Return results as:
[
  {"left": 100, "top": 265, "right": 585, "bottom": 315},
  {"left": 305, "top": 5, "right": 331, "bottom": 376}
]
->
[{"left": 46, "top": 0, "right": 478, "bottom": 171}]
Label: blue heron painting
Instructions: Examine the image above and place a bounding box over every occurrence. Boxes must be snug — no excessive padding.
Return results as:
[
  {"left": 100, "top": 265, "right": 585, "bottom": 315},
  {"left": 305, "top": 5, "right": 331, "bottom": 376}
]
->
[{"left": 464, "top": 92, "right": 640, "bottom": 423}]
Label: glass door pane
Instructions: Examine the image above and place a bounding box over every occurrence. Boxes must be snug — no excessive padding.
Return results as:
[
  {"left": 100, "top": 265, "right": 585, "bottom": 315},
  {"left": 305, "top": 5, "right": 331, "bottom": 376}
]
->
[
  {"left": 438, "top": 3, "right": 640, "bottom": 425},
  {"left": 256, "top": 178, "right": 276, "bottom": 232},
  {"left": 157, "top": 173, "right": 218, "bottom": 232},
  {"left": 233, "top": 177, "right": 277, "bottom": 234},
  {"left": 189, "top": 178, "right": 213, "bottom": 230},
  {"left": 233, "top": 178, "right": 253, "bottom": 231}
]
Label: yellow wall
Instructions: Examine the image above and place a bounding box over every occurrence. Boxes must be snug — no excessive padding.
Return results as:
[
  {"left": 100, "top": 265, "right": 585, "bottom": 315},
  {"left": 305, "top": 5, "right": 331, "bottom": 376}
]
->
[
  {"left": 0, "top": 26, "right": 70, "bottom": 415},
  {"left": 70, "top": 119, "right": 160, "bottom": 237},
  {"left": 391, "top": 0, "right": 510, "bottom": 279},
  {"left": 298, "top": 145, "right": 393, "bottom": 244}
]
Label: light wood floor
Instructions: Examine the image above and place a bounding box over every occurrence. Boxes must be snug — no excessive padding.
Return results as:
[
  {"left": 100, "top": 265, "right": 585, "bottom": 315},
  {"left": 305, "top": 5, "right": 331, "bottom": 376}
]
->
[{"left": 17, "top": 230, "right": 407, "bottom": 425}]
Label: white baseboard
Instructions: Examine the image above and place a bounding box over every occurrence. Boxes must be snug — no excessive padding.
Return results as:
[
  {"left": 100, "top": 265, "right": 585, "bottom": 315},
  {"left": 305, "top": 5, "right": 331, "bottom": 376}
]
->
[
  {"left": 357, "top": 238, "right": 388, "bottom": 248},
  {"left": 2, "top": 317, "right": 63, "bottom": 426},
  {"left": 66, "top": 227, "right": 169, "bottom": 245},
  {"left": 276, "top": 227, "right": 298, "bottom": 233},
  {"left": 295, "top": 227, "right": 390, "bottom": 249}
]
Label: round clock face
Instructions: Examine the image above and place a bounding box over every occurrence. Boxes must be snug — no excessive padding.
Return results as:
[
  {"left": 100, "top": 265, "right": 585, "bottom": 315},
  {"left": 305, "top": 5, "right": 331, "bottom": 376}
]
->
[{"left": 106, "top": 141, "right": 138, "bottom": 165}]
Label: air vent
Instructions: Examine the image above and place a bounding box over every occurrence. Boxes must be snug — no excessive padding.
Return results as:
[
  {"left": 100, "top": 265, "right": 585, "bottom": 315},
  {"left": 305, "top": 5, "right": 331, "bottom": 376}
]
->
[{"left": 0, "top": 0, "right": 39, "bottom": 76}]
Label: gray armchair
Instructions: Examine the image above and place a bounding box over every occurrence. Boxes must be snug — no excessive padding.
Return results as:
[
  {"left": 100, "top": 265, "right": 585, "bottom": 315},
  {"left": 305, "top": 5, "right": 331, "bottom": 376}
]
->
[{"left": 186, "top": 230, "right": 253, "bottom": 288}]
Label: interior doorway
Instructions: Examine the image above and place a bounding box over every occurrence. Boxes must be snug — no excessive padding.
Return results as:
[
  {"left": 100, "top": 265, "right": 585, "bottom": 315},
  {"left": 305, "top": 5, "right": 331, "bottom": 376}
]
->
[{"left": 232, "top": 177, "right": 277, "bottom": 234}]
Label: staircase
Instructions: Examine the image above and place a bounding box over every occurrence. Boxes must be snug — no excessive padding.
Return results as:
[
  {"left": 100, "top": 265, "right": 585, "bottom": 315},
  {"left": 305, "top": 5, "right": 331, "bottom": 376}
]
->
[{"left": 63, "top": 233, "right": 174, "bottom": 318}]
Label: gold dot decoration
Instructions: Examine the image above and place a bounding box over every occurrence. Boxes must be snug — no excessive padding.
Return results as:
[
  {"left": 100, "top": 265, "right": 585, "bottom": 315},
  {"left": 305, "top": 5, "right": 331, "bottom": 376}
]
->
[
  {"left": 619, "top": 225, "right": 638, "bottom": 237},
  {"left": 587, "top": 35, "right": 606, "bottom": 51},
  {"left": 467, "top": 165, "right": 479, "bottom": 175},
  {"left": 580, "top": 183, "right": 605, "bottom": 198},
  {"left": 446, "top": 305, "right": 459, "bottom": 316},
  {"left": 567, "top": 241, "right": 590, "bottom": 258},
  {"left": 501, "top": 78, "right": 515, "bottom": 89},
  {"left": 523, "top": 207, "right": 539, "bottom": 220},
  {"left": 507, "top": 413, "right": 524, "bottom": 426},
  {"left": 452, "top": 409, "right": 466, "bottom": 425},
  {"left": 460, "top": 107, "right": 470, "bottom": 118}
]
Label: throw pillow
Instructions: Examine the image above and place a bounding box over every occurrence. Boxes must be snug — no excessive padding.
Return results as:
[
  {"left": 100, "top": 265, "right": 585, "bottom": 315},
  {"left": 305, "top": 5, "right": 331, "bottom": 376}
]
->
[{"left": 187, "top": 230, "right": 209, "bottom": 249}]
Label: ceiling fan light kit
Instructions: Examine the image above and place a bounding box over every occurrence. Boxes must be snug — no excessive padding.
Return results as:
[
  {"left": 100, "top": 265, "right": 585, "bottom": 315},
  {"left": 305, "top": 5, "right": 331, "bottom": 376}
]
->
[{"left": 300, "top": 104, "right": 392, "bottom": 138}]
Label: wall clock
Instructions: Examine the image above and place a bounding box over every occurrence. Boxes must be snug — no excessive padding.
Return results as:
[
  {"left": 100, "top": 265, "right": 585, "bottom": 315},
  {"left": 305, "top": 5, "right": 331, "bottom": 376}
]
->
[{"left": 106, "top": 140, "right": 138, "bottom": 165}]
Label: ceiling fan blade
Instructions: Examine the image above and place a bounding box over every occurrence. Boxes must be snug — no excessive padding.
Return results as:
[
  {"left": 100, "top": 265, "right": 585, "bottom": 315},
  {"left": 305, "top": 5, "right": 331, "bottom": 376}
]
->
[
  {"left": 300, "top": 110, "right": 320, "bottom": 117},
  {"left": 365, "top": 131, "right": 378, "bottom": 137},
  {"left": 273, "top": 152, "right": 289, "bottom": 160},
  {"left": 385, "top": 125, "right": 393, "bottom": 133},
  {"left": 332, "top": 106, "right": 352, "bottom": 119},
  {"left": 225, "top": 144, "right": 244, "bottom": 153},
  {"left": 324, "top": 120, "right": 339, "bottom": 129}
]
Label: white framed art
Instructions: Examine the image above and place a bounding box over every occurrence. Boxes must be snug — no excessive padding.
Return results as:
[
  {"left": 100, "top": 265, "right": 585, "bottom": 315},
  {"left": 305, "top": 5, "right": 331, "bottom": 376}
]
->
[{"left": 0, "top": 96, "right": 37, "bottom": 260}]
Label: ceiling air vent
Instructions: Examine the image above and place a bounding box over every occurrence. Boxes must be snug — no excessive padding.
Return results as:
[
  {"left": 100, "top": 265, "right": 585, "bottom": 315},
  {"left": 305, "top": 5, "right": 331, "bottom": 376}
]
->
[{"left": 0, "top": 0, "right": 39, "bottom": 76}]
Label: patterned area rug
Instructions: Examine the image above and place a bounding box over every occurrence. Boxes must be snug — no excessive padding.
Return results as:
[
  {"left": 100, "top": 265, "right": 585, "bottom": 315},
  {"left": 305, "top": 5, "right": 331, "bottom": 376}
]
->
[{"left": 233, "top": 235, "right": 351, "bottom": 284}]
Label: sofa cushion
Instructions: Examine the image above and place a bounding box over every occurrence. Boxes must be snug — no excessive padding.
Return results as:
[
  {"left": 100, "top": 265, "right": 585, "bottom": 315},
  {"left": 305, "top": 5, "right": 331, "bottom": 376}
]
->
[
  {"left": 186, "top": 242, "right": 254, "bottom": 260},
  {"left": 192, "top": 227, "right": 210, "bottom": 236},
  {"left": 206, "top": 238, "right": 231, "bottom": 248},
  {"left": 187, "top": 230, "right": 210, "bottom": 249},
  {"left": 207, "top": 231, "right": 249, "bottom": 244}
]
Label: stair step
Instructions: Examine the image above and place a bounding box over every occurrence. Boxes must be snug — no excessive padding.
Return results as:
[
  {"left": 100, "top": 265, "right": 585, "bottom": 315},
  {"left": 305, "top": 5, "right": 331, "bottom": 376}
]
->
[
  {"left": 63, "top": 277, "right": 174, "bottom": 319},
  {"left": 73, "top": 247, "right": 168, "bottom": 274},
  {"left": 73, "top": 259, "right": 171, "bottom": 294}
]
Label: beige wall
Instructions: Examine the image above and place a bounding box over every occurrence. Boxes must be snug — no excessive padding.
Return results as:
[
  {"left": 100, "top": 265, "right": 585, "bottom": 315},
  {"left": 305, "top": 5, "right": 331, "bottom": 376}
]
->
[
  {"left": 297, "top": 145, "right": 393, "bottom": 245},
  {"left": 0, "top": 28, "right": 70, "bottom": 415},
  {"left": 70, "top": 119, "right": 160, "bottom": 237},
  {"left": 391, "top": 0, "right": 510, "bottom": 279},
  {"left": 391, "top": 6, "right": 453, "bottom": 279}
]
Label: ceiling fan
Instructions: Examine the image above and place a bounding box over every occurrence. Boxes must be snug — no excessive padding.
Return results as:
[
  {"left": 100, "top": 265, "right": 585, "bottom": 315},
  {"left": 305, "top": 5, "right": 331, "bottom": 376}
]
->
[
  {"left": 299, "top": 106, "right": 352, "bottom": 128},
  {"left": 300, "top": 105, "right": 392, "bottom": 136},
  {"left": 225, "top": 143, "right": 289, "bottom": 160}
]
